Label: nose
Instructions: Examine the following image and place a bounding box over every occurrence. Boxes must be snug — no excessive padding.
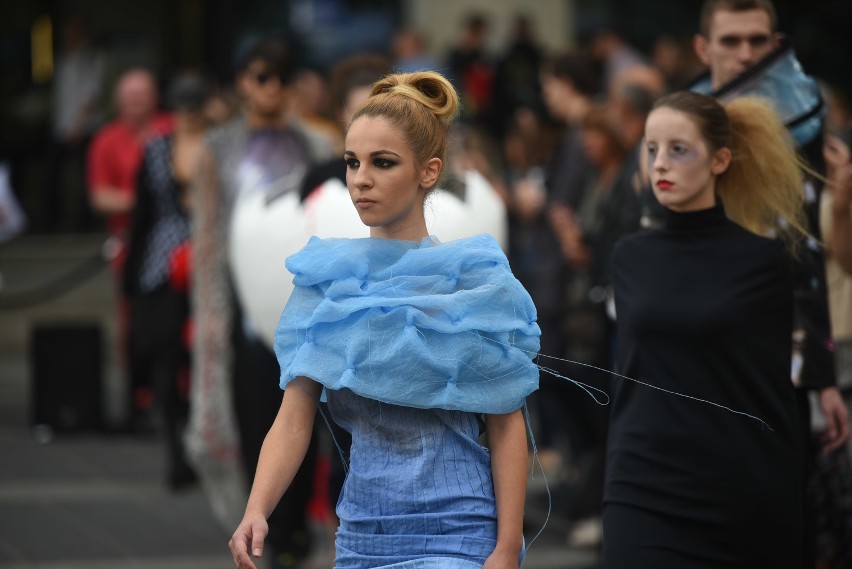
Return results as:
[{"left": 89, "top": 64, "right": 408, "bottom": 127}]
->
[
  {"left": 350, "top": 163, "right": 372, "bottom": 189},
  {"left": 736, "top": 41, "right": 755, "bottom": 64},
  {"left": 652, "top": 150, "right": 668, "bottom": 172}
]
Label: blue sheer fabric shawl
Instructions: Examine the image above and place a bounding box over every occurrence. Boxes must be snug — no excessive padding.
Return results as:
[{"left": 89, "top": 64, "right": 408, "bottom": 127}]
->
[{"left": 274, "top": 233, "right": 540, "bottom": 413}]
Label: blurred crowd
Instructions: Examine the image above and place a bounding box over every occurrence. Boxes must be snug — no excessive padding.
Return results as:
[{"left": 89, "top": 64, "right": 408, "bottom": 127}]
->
[{"left": 3, "top": 3, "right": 852, "bottom": 569}]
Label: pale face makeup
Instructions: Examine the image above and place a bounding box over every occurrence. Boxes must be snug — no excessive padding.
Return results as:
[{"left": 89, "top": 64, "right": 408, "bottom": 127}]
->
[
  {"left": 344, "top": 115, "right": 440, "bottom": 240},
  {"left": 644, "top": 107, "right": 727, "bottom": 213}
]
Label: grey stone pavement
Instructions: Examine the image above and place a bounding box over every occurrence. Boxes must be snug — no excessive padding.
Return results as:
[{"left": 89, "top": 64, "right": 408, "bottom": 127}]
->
[{"left": 0, "top": 233, "right": 600, "bottom": 569}]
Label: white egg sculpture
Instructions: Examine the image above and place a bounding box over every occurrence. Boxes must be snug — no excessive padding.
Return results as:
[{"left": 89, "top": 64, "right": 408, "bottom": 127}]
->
[{"left": 229, "top": 170, "right": 508, "bottom": 349}]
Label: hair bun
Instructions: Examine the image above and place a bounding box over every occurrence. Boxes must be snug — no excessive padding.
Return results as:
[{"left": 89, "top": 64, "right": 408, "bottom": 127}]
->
[{"left": 370, "top": 72, "right": 459, "bottom": 126}]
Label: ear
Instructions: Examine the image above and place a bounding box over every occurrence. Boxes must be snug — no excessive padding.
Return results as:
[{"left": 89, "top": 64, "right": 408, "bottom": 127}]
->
[
  {"left": 236, "top": 72, "right": 251, "bottom": 96},
  {"left": 694, "top": 33, "right": 711, "bottom": 66},
  {"left": 771, "top": 32, "right": 782, "bottom": 50},
  {"left": 711, "top": 147, "right": 732, "bottom": 175},
  {"left": 420, "top": 157, "right": 442, "bottom": 190}
]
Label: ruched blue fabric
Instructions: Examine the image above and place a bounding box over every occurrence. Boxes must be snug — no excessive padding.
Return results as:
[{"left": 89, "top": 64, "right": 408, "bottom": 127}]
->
[{"left": 274, "top": 233, "right": 541, "bottom": 414}]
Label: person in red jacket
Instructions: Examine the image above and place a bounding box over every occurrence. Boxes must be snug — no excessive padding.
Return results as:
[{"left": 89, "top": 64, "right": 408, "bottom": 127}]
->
[
  {"left": 88, "top": 67, "right": 172, "bottom": 273},
  {"left": 87, "top": 67, "right": 172, "bottom": 430}
]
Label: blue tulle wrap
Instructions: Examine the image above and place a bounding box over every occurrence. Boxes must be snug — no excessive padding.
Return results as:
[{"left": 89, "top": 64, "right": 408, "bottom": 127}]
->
[{"left": 274, "top": 233, "right": 541, "bottom": 414}]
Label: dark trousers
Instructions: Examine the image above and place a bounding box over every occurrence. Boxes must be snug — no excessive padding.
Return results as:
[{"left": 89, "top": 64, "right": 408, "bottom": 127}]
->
[
  {"left": 128, "top": 285, "right": 193, "bottom": 483},
  {"left": 536, "top": 307, "right": 608, "bottom": 522}
]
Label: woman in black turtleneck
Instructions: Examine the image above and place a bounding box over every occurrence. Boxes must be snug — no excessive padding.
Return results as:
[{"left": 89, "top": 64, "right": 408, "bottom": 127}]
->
[{"left": 604, "top": 91, "right": 810, "bottom": 568}]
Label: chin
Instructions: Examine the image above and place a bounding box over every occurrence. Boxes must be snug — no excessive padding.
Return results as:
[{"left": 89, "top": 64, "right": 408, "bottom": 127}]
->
[
  {"left": 354, "top": 211, "right": 377, "bottom": 225},
  {"left": 655, "top": 196, "right": 689, "bottom": 212},
  {"left": 652, "top": 191, "right": 673, "bottom": 207}
]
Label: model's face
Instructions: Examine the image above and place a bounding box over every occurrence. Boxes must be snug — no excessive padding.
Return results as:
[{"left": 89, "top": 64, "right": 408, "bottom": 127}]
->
[
  {"left": 644, "top": 107, "right": 729, "bottom": 213},
  {"left": 344, "top": 116, "right": 440, "bottom": 240},
  {"left": 696, "top": 9, "right": 779, "bottom": 90},
  {"left": 239, "top": 61, "right": 291, "bottom": 119}
]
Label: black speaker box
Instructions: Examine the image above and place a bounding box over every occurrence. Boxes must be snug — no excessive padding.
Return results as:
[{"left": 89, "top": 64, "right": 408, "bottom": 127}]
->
[{"left": 30, "top": 323, "right": 104, "bottom": 432}]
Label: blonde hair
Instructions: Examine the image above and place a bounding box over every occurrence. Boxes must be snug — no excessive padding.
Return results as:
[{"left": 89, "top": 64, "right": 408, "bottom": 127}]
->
[
  {"left": 653, "top": 91, "right": 808, "bottom": 254},
  {"left": 350, "top": 71, "right": 460, "bottom": 188}
]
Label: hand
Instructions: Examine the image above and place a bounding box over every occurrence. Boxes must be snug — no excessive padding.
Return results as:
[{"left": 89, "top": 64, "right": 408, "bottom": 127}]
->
[
  {"left": 229, "top": 513, "right": 268, "bottom": 569},
  {"left": 513, "top": 179, "right": 546, "bottom": 222},
  {"left": 831, "top": 162, "right": 852, "bottom": 215},
  {"left": 548, "top": 203, "right": 574, "bottom": 233},
  {"left": 818, "top": 386, "right": 850, "bottom": 454},
  {"left": 548, "top": 205, "right": 590, "bottom": 267},
  {"left": 824, "top": 134, "right": 851, "bottom": 177},
  {"left": 483, "top": 544, "right": 521, "bottom": 569}
]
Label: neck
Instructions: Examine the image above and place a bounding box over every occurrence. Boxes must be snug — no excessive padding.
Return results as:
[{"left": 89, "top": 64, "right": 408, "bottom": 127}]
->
[
  {"left": 124, "top": 115, "right": 153, "bottom": 134},
  {"left": 174, "top": 116, "right": 204, "bottom": 137},
  {"left": 246, "top": 109, "right": 288, "bottom": 129},
  {"left": 370, "top": 220, "right": 429, "bottom": 242},
  {"left": 664, "top": 199, "right": 726, "bottom": 231}
]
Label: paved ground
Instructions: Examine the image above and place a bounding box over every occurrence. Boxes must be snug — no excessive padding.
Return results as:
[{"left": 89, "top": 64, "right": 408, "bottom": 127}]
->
[{"left": 0, "top": 233, "right": 601, "bottom": 569}]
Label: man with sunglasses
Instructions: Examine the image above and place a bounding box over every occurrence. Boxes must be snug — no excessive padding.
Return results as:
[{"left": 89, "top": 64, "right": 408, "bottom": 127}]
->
[
  {"left": 187, "top": 38, "right": 334, "bottom": 569},
  {"left": 692, "top": 2, "right": 849, "bottom": 568}
]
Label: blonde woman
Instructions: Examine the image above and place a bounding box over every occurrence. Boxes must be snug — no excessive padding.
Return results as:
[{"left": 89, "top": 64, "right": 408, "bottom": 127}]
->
[{"left": 229, "top": 71, "right": 539, "bottom": 569}]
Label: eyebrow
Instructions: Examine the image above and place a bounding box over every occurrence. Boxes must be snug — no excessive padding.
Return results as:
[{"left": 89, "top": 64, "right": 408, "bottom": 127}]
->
[
  {"left": 645, "top": 138, "right": 690, "bottom": 146},
  {"left": 344, "top": 149, "right": 402, "bottom": 157},
  {"left": 718, "top": 33, "right": 770, "bottom": 42}
]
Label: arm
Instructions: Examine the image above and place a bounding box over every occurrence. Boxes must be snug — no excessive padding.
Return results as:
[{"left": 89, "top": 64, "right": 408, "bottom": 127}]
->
[
  {"left": 185, "top": 140, "right": 246, "bottom": 524},
  {"left": 90, "top": 185, "right": 136, "bottom": 215},
  {"left": 483, "top": 408, "right": 528, "bottom": 569},
  {"left": 819, "top": 386, "right": 850, "bottom": 453},
  {"left": 229, "top": 376, "right": 322, "bottom": 569},
  {"left": 121, "top": 149, "right": 154, "bottom": 296},
  {"left": 86, "top": 131, "right": 136, "bottom": 216},
  {"left": 819, "top": 161, "right": 852, "bottom": 452},
  {"left": 830, "top": 163, "right": 852, "bottom": 275},
  {"left": 191, "top": 142, "right": 227, "bottom": 382}
]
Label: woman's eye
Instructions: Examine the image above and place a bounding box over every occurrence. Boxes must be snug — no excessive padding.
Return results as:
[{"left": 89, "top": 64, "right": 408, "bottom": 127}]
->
[
  {"left": 671, "top": 144, "right": 688, "bottom": 155},
  {"left": 374, "top": 159, "right": 395, "bottom": 168},
  {"left": 345, "top": 158, "right": 359, "bottom": 169},
  {"left": 646, "top": 146, "right": 657, "bottom": 157}
]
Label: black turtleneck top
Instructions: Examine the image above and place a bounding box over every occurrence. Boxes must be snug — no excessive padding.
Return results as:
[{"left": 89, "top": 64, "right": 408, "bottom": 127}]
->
[{"left": 607, "top": 202, "right": 802, "bottom": 553}]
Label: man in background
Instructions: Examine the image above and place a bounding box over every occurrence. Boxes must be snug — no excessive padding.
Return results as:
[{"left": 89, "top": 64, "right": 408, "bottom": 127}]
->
[
  {"left": 693, "top": 1, "right": 849, "bottom": 566},
  {"left": 187, "top": 38, "right": 333, "bottom": 568},
  {"left": 45, "top": 16, "right": 103, "bottom": 233},
  {"left": 87, "top": 67, "right": 172, "bottom": 430}
]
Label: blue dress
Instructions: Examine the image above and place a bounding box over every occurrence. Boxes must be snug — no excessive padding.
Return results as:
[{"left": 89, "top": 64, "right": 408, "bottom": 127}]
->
[
  {"left": 328, "top": 388, "right": 497, "bottom": 568},
  {"left": 274, "top": 234, "right": 541, "bottom": 569}
]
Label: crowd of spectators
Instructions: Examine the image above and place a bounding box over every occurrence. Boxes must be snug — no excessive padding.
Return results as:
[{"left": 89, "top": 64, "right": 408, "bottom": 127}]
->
[{"left": 7, "top": 4, "right": 852, "bottom": 568}]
